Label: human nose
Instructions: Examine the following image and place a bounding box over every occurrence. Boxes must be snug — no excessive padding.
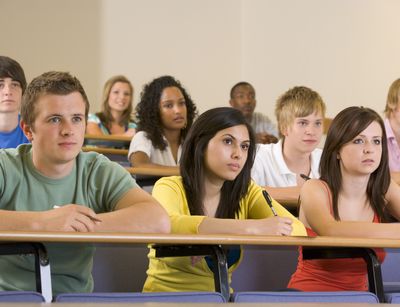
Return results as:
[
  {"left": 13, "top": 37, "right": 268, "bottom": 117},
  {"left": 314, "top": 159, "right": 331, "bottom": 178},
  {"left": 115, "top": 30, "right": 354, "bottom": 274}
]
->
[
  {"left": 61, "top": 121, "right": 74, "bottom": 136},
  {"left": 232, "top": 144, "right": 242, "bottom": 159},
  {"left": 2, "top": 83, "right": 13, "bottom": 96},
  {"left": 363, "top": 141, "right": 374, "bottom": 154},
  {"left": 173, "top": 104, "right": 183, "bottom": 114}
]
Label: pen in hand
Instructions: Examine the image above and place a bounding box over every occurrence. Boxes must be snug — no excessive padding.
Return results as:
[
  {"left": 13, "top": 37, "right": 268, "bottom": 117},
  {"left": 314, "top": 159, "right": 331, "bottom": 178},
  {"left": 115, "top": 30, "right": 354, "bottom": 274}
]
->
[{"left": 262, "top": 190, "right": 277, "bottom": 216}]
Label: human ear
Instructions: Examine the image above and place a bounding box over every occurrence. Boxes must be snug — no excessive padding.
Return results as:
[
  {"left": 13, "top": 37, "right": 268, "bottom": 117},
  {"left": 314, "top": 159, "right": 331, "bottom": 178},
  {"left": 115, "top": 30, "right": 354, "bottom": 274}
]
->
[{"left": 20, "top": 120, "right": 34, "bottom": 141}]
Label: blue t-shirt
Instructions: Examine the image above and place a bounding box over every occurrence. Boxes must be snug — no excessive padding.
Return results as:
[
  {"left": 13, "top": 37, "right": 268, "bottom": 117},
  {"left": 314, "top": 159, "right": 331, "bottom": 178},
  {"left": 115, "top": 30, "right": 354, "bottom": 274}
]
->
[{"left": 0, "top": 115, "right": 29, "bottom": 149}]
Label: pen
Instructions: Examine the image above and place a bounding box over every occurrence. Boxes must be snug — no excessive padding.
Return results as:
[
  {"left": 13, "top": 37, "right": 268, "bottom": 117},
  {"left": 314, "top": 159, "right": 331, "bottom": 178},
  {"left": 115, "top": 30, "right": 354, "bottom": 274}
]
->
[
  {"left": 300, "top": 173, "right": 310, "bottom": 181},
  {"left": 262, "top": 190, "right": 277, "bottom": 216}
]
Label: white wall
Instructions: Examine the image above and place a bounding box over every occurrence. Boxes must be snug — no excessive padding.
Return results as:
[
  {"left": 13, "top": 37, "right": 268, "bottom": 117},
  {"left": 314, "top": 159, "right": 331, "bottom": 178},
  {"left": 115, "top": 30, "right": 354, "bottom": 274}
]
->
[
  {"left": 242, "top": 0, "right": 400, "bottom": 118},
  {"left": 2, "top": 0, "right": 400, "bottom": 121},
  {"left": 0, "top": 0, "right": 102, "bottom": 107},
  {"left": 99, "top": 0, "right": 241, "bottom": 113}
]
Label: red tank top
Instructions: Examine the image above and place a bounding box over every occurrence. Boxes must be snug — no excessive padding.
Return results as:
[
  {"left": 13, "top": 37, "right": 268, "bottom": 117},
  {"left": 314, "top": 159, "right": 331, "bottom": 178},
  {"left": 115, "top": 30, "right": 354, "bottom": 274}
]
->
[{"left": 288, "top": 182, "right": 386, "bottom": 291}]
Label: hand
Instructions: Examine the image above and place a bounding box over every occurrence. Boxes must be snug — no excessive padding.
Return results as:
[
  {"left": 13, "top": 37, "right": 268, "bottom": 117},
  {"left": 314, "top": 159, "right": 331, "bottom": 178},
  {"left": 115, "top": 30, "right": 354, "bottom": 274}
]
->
[
  {"left": 250, "top": 216, "right": 293, "bottom": 236},
  {"left": 256, "top": 133, "right": 278, "bottom": 144},
  {"left": 41, "top": 204, "right": 102, "bottom": 232}
]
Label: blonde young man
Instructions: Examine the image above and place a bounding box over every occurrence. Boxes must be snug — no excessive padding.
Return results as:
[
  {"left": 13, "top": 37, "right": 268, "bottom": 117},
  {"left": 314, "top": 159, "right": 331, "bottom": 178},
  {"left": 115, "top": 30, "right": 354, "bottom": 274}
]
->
[
  {"left": 251, "top": 86, "right": 326, "bottom": 203},
  {"left": 0, "top": 71, "right": 170, "bottom": 295}
]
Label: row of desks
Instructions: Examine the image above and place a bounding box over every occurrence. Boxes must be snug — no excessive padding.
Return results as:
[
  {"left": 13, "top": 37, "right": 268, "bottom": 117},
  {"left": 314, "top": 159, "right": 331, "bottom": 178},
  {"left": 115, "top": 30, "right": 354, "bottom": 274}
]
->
[{"left": 1, "top": 231, "right": 397, "bottom": 302}]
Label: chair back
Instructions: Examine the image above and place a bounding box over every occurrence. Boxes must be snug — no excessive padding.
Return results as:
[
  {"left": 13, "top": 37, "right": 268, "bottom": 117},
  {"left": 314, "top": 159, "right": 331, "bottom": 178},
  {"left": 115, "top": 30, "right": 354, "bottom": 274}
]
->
[
  {"left": 55, "top": 292, "right": 226, "bottom": 303},
  {"left": 0, "top": 291, "right": 45, "bottom": 302},
  {"left": 232, "top": 291, "right": 379, "bottom": 303}
]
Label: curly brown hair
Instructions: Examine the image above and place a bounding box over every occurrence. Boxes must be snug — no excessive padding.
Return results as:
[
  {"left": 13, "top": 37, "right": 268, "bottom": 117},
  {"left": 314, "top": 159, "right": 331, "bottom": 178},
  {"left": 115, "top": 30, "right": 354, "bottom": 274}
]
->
[{"left": 136, "top": 75, "right": 197, "bottom": 150}]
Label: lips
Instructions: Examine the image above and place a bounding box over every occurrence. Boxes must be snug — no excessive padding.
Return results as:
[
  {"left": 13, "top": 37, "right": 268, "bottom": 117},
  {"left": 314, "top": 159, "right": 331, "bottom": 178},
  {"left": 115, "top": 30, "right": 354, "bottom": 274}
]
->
[
  {"left": 228, "top": 163, "right": 241, "bottom": 171},
  {"left": 58, "top": 142, "right": 77, "bottom": 148},
  {"left": 362, "top": 159, "right": 375, "bottom": 163}
]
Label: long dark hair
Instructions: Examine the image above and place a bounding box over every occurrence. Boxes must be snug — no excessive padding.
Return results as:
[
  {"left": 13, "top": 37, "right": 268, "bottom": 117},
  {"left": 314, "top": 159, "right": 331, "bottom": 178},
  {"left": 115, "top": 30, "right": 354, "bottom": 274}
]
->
[
  {"left": 320, "top": 106, "right": 391, "bottom": 221},
  {"left": 180, "top": 107, "right": 256, "bottom": 218},
  {"left": 136, "top": 75, "right": 197, "bottom": 150}
]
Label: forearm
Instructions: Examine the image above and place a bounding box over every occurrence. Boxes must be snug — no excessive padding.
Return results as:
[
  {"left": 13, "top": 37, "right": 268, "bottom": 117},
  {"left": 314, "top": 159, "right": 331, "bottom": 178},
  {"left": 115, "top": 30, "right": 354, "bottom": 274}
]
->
[
  {"left": 316, "top": 220, "right": 400, "bottom": 239},
  {"left": 0, "top": 210, "right": 45, "bottom": 231},
  {"left": 198, "top": 217, "right": 254, "bottom": 235},
  {"left": 95, "top": 202, "right": 171, "bottom": 233}
]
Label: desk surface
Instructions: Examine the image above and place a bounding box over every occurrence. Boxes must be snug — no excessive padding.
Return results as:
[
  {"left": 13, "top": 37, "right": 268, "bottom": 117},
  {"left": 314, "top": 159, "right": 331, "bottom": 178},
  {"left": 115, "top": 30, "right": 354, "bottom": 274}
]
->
[
  {"left": 127, "top": 167, "right": 179, "bottom": 176},
  {"left": 84, "top": 134, "right": 132, "bottom": 142},
  {"left": 0, "top": 231, "right": 400, "bottom": 248},
  {"left": 82, "top": 146, "right": 129, "bottom": 155}
]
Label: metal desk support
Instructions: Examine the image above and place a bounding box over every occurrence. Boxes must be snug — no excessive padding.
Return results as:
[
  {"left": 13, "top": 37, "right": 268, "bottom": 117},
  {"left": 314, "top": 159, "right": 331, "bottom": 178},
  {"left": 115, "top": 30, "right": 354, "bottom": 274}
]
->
[
  {"left": 154, "top": 244, "right": 229, "bottom": 302},
  {"left": 0, "top": 242, "right": 52, "bottom": 302},
  {"left": 303, "top": 247, "right": 384, "bottom": 303}
]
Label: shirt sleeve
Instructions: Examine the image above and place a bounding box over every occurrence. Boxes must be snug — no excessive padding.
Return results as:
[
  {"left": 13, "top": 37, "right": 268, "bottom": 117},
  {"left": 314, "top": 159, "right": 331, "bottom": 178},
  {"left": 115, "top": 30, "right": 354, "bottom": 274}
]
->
[
  {"left": 251, "top": 145, "right": 267, "bottom": 186},
  {"left": 245, "top": 181, "right": 307, "bottom": 236},
  {"left": 152, "top": 177, "right": 205, "bottom": 234},
  {"left": 128, "top": 131, "right": 152, "bottom": 162},
  {"left": 87, "top": 113, "right": 100, "bottom": 124},
  {"left": 128, "top": 121, "right": 137, "bottom": 129},
  {"left": 88, "top": 155, "right": 139, "bottom": 212}
]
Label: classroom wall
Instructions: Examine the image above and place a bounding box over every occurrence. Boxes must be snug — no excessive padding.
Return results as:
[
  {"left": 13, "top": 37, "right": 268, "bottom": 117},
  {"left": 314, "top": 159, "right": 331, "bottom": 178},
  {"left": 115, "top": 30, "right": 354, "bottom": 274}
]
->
[{"left": 2, "top": 0, "right": 400, "bottom": 122}]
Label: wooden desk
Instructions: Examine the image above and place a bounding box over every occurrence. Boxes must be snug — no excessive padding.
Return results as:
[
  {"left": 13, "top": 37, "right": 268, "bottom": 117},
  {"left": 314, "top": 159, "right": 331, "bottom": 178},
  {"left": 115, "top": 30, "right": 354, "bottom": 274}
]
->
[
  {"left": 127, "top": 167, "right": 179, "bottom": 177},
  {"left": 82, "top": 146, "right": 129, "bottom": 156},
  {"left": 84, "top": 134, "right": 132, "bottom": 143},
  {"left": 83, "top": 134, "right": 132, "bottom": 152},
  {"left": 0, "top": 232, "right": 396, "bottom": 303}
]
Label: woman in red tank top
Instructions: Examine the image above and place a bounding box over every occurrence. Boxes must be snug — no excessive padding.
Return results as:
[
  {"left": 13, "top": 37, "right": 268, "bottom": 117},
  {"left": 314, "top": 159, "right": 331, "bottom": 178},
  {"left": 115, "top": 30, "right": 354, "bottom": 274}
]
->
[{"left": 288, "top": 106, "right": 400, "bottom": 291}]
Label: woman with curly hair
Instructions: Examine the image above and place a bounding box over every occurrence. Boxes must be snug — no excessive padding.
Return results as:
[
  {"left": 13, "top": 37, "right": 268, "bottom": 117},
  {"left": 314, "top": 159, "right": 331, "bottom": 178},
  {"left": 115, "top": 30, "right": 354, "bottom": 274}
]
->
[
  {"left": 128, "top": 75, "right": 197, "bottom": 170},
  {"left": 86, "top": 75, "right": 136, "bottom": 137}
]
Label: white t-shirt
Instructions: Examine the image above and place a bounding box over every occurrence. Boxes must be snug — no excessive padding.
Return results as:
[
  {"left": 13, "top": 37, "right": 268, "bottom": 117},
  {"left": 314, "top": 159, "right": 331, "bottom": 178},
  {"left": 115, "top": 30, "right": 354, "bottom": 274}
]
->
[
  {"left": 251, "top": 139, "right": 322, "bottom": 187},
  {"left": 128, "top": 131, "right": 181, "bottom": 166}
]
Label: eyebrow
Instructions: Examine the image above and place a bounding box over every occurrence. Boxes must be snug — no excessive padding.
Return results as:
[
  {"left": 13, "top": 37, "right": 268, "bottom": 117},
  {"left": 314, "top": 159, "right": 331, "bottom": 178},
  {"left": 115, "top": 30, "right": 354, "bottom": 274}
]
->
[
  {"left": 222, "top": 133, "right": 250, "bottom": 142},
  {"left": 46, "top": 113, "right": 85, "bottom": 118}
]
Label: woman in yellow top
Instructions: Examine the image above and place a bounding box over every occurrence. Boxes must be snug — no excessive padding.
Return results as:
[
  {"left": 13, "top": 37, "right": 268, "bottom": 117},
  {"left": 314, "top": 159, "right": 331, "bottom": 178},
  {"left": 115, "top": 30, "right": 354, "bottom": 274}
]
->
[{"left": 143, "top": 107, "right": 306, "bottom": 293}]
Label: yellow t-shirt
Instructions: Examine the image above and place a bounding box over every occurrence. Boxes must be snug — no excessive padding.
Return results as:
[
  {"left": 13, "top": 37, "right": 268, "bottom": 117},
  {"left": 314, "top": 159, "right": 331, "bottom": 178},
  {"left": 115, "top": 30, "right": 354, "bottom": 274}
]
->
[{"left": 143, "top": 176, "right": 306, "bottom": 292}]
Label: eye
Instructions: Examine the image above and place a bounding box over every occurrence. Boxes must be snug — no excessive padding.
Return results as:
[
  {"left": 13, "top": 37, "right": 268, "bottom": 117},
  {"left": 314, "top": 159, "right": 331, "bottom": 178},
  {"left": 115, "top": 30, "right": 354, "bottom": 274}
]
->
[
  {"left": 298, "top": 121, "right": 307, "bottom": 126},
  {"left": 49, "top": 117, "right": 61, "bottom": 124},
  {"left": 373, "top": 139, "right": 381, "bottom": 145},
  {"left": 315, "top": 121, "right": 322, "bottom": 127},
  {"left": 11, "top": 82, "right": 21, "bottom": 89},
  {"left": 241, "top": 143, "right": 250, "bottom": 151},
  {"left": 353, "top": 138, "right": 364, "bottom": 144},
  {"left": 0, "top": 83, "right": 4, "bottom": 89},
  {"left": 223, "top": 137, "right": 233, "bottom": 145},
  {"left": 178, "top": 100, "right": 186, "bottom": 106},
  {"left": 72, "top": 116, "right": 83, "bottom": 123},
  {"left": 164, "top": 103, "right": 173, "bottom": 109}
]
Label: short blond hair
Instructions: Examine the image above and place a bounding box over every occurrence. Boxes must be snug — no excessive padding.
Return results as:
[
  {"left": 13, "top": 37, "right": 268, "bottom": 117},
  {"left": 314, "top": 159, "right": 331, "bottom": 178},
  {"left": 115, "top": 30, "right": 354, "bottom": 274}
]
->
[
  {"left": 384, "top": 78, "right": 400, "bottom": 118},
  {"left": 275, "top": 86, "right": 326, "bottom": 138}
]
